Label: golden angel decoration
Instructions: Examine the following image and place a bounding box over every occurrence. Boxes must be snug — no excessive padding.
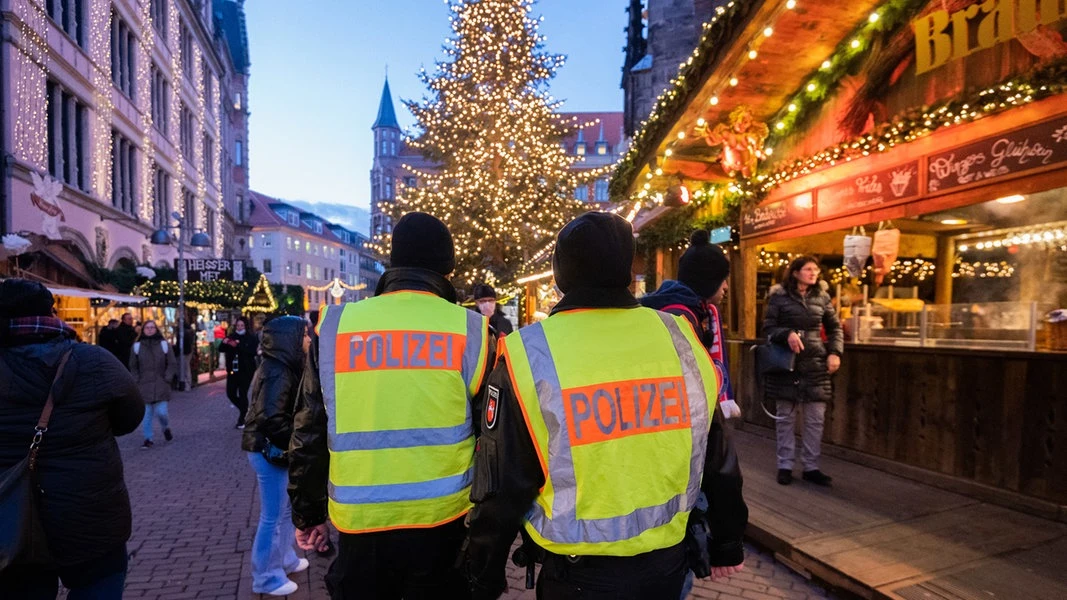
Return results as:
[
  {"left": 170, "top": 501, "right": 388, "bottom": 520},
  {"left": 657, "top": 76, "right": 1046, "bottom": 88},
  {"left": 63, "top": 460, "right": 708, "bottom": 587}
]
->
[{"left": 702, "top": 105, "right": 769, "bottom": 179}]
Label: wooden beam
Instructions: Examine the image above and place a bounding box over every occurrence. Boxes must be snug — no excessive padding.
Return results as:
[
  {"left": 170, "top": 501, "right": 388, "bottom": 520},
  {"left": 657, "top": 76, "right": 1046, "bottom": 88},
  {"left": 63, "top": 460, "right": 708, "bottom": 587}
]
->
[{"left": 935, "top": 235, "right": 954, "bottom": 305}]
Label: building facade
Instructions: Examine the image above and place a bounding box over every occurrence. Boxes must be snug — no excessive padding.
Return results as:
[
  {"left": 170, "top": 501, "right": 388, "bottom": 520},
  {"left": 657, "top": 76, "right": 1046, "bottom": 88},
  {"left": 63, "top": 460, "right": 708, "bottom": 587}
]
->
[
  {"left": 369, "top": 79, "right": 626, "bottom": 238},
  {"left": 247, "top": 190, "right": 380, "bottom": 307},
  {"left": 622, "top": 0, "right": 721, "bottom": 136},
  {"left": 0, "top": 0, "right": 250, "bottom": 278}
]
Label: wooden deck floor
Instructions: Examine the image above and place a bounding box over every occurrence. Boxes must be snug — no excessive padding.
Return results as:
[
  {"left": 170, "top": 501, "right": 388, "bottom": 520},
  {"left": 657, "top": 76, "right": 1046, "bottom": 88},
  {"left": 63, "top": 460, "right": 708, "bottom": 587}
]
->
[{"left": 732, "top": 429, "right": 1067, "bottom": 600}]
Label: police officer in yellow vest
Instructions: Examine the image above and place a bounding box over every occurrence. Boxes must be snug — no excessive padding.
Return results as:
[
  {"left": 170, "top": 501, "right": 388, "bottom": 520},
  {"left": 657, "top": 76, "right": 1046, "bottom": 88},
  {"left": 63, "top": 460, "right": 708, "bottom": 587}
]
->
[
  {"left": 464, "top": 212, "right": 747, "bottom": 599},
  {"left": 288, "top": 212, "right": 493, "bottom": 599}
]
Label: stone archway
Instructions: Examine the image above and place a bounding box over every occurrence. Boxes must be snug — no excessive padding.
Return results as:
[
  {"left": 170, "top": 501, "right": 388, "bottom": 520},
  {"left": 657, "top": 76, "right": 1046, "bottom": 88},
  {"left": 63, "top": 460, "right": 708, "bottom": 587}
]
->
[
  {"left": 60, "top": 227, "right": 96, "bottom": 265},
  {"left": 108, "top": 246, "right": 140, "bottom": 269}
]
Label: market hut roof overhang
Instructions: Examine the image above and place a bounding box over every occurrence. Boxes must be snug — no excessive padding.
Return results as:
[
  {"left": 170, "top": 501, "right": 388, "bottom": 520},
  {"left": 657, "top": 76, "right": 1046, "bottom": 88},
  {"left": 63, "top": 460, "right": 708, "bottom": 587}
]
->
[{"left": 612, "top": 0, "right": 888, "bottom": 202}]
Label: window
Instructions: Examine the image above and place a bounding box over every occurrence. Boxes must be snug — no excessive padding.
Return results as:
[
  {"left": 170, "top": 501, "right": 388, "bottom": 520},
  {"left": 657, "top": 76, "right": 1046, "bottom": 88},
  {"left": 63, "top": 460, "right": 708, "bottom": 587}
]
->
[
  {"left": 286, "top": 236, "right": 292, "bottom": 250},
  {"left": 180, "top": 105, "right": 195, "bottom": 162},
  {"left": 150, "top": 64, "right": 169, "bottom": 134},
  {"left": 203, "top": 134, "right": 213, "bottom": 180},
  {"left": 574, "top": 185, "right": 588, "bottom": 202},
  {"left": 596, "top": 141, "right": 609, "bottom": 156},
  {"left": 206, "top": 207, "right": 215, "bottom": 247},
  {"left": 262, "top": 233, "right": 273, "bottom": 248},
  {"left": 150, "top": 0, "right": 166, "bottom": 38},
  {"left": 46, "top": 81, "right": 88, "bottom": 191},
  {"left": 575, "top": 142, "right": 586, "bottom": 156},
  {"left": 153, "top": 166, "right": 171, "bottom": 230},
  {"left": 234, "top": 91, "right": 242, "bottom": 110},
  {"left": 235, "top": 140, "right": 243, "bottom": 166},
  {"left": 306, "top": 264, "right": 312, "bottom": 278},
  {"left": 110, "top": 12, "right": 135, "bottom": 100},
  {"left": 403, "top": 176, "right": 417, "bottom": 188},
  {"left": 287, "top": 211, "right": 299, "bottom": 227},
  {"left": 263, "top": 259, "right": 273, "bottom": 274},
  {"left": 385, "top": 176, "right": 394, "bottom": 199},
  {"left": 111, "top": 130, "right": 137, "bottom": 215},
  {"left": 314, "top": 222, "right": 323, "bottom": 234},
  {"left": 286, "top": 261, "right": 292, "bottom": 274},
  {"left": 594, "top": 178, "right": 610, "bottom": 202},
  {"left": 182, "top": 188, "right": 195, "bottom": 242},
  {"left": 203, "top": 70, "right": 214, "bottom": 118},
  {"left": 237, "top": 192, "right": 246, "bottom": 223},
  {"left": 179, "top": 19, "right": 193, "bottom": 75},
  {"left": 296, "top": 262, "right": 301, "bottom": 277},
  {"left": 248, "top": 235, "right": 254, "bottom": 248},
  {"left": 46, "top": 0, "right": 85, "bottom": 47}
]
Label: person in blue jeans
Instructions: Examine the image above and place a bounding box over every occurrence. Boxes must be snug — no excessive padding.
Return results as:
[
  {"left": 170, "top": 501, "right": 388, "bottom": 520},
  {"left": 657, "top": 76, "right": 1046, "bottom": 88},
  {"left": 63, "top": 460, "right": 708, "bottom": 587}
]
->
[{"left": 242, "top": 316, "right": 311, "bottom": 595}]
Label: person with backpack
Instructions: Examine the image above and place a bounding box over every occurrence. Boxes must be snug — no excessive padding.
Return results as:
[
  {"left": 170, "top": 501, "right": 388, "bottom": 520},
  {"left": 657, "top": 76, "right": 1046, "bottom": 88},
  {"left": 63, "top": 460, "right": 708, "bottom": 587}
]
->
[{"left": 129, "top": 320, "right": 176, "bottom": 449}]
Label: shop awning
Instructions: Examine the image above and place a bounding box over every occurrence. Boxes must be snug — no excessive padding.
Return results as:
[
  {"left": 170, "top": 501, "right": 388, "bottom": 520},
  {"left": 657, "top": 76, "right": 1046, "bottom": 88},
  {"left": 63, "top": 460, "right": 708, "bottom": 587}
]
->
[{"left": 46, "top": 285, "right": 146, "bottom": 304}]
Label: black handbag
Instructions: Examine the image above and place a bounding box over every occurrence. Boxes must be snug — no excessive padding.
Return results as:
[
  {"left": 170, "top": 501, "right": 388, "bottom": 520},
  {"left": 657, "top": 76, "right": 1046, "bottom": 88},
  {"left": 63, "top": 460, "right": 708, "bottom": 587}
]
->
[
  {"left": 754, "top": 341, "right": 796, "bottom": 377},
  {"left": 0, "top": 349, "right": 73, "bottom": 570}
]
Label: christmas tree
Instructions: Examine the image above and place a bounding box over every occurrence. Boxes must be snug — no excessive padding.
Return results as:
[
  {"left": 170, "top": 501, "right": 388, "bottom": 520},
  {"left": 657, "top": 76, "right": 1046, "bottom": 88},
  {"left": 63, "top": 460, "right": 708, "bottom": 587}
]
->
[{"left": 381, "top": 0, "right": 594, "bottom": 288}]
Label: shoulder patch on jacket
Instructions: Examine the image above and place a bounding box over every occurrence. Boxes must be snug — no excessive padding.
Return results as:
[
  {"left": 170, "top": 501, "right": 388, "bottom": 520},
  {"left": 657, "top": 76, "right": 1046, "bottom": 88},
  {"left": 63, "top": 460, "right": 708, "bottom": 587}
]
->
[{"left": 485, "top": 385, "right": 500, "bottom": 430}]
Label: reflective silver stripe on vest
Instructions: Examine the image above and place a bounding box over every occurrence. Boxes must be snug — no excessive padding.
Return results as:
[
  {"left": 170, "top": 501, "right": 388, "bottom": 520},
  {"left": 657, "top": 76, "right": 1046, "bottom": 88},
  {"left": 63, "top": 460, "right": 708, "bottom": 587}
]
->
[
  {"left": 329, "top": 466, "right": 474, "bottom": 504},
  {"left": 655, "top": 312, "right": 711, "bottom": 512},
  {"left": 522, "top": 316, "right": 712, "bottom": 544},
  {"left": 320, "top": 303, "right": 482, "bottom": 452},
  {"left": 460, "top": 311, "right": 486, "bottom": 411}
]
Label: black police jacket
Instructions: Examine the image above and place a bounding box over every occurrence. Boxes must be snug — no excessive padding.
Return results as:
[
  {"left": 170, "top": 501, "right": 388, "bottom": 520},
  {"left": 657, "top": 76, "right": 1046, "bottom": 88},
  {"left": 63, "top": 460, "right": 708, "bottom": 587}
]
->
[
  {"left": 465, "top": 286, "right": 748, "bottom": 599},
  {"left": 287, "top": 267, "right": 496, "bottom": 530}
]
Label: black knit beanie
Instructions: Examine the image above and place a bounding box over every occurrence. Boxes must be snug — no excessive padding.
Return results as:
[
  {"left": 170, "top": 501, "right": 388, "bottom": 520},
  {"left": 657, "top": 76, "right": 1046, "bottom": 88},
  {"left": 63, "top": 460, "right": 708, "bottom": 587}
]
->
[
  {"left": 471, "top": 283, "right": 496, "bottom": 300},
  {"left": 0, "top": 278, "right": 55, "bottom": 318},
  {"left": 677, "top": 230, "right": 730, "bottom": 298},
  {"left": 390, "top": 212, "right": 455, "bottom": 275},
  {"left": 552, "top": 212, "right": 634, "bottom": 294}
]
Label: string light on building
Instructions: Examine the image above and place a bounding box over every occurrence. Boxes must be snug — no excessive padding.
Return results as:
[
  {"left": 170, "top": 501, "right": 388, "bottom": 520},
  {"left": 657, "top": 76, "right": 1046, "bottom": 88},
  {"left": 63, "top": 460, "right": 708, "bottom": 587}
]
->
[
  {"left": 13, "top": 0, "right": 50, "bottom": 167},
  {"left": 138, "top": 0, "right": 157, "bottom": 224},
  {"left": 958, "top": 226, "right": 1067, "bottom": 253},
  {"left": 90, "top": 2, "right": 115, "bottom": 198}
]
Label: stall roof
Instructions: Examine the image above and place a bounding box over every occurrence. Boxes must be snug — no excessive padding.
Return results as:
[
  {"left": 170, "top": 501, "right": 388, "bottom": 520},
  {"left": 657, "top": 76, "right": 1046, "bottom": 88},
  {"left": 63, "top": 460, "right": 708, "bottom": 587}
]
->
[
  {"left": 612, "top": 0, "right": 886, "bottom": 197},
  {"left": 46, "top": 286, "right": 146, "bottom": 304}
]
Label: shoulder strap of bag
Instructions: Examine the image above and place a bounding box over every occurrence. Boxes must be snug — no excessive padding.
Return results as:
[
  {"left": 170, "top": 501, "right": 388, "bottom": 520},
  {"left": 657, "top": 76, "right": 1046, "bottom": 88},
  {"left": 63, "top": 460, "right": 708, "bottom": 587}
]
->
[{"left": 28, "top": 348, "right": 74, "bottom": 471}]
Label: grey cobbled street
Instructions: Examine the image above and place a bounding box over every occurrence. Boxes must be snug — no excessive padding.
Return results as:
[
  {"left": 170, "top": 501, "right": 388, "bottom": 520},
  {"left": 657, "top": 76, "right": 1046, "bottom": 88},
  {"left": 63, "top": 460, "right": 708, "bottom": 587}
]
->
[{"left": 102, "top": 380, "right": 838, "bottom": 600}]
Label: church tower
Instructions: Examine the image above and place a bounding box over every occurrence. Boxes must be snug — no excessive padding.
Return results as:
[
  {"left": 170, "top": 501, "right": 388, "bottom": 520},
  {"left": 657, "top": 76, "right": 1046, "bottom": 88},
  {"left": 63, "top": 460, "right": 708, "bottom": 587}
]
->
[{"left": 370, "top": 78, "right": 402, "bottom": 238}]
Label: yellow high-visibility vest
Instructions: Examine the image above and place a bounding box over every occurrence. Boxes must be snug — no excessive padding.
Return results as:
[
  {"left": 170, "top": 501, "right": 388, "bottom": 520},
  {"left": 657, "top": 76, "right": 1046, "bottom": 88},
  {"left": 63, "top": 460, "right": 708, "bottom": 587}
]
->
[
  {"left": 501, "top": 307, "right": 718, "bottom": 556},
  {"left": 317, "top": 292, "right": 490, "bottom": 533}
]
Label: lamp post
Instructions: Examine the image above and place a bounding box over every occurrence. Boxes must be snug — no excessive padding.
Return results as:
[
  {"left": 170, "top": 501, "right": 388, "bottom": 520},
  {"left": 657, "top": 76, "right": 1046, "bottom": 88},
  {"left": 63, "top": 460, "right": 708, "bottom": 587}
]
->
[{"left": 151, "top": 211, "right": 211, "bottom": 390}]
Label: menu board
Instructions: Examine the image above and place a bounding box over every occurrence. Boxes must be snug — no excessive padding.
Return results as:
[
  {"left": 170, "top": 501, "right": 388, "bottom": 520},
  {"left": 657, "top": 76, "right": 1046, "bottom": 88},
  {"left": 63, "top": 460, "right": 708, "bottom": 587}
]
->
[
  {"left": 927, "top": 115, "right": 1067, "bottom": 193},
  {"left": 741, "top": 193, "right": 813, "bottom": 237},
  {"left": 817, "top": 161, "right": 920, "bottom": 219}
]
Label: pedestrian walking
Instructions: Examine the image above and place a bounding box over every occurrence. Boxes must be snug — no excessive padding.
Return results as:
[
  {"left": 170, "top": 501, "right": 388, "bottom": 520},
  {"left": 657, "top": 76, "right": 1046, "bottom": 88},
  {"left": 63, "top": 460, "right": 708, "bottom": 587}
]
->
[
  {"left": 289, "top": 212, "right": 494, "bottom": 599},
  {"left": 129, "top": 320, "right": 176, "bottom": 449},
  {"left": 98, "top": 319, "right": 121, "bottom": 358},
  {"left": 243, "top": 316, "right": 310, "bottom": 596},
  {"left": 221, "top": 317, "right": 257, "bottom": 429},
  {"left": 639, "top": 229, "right": 748, "bottom": 598},
  {"left": 763, "top": 256, "right": 843, "bottom": 487},
  {"left": 113, "top": 312, "right": 138, "bottom": 369},
  {"left": 0, "top": 279, "right": 144, "bottom": 598},
  {"left": 464, "top": 212, "right": 745, "bottom": 599},
  {"left": 472, "top": 283, "right": 513, "bottom": 338}
]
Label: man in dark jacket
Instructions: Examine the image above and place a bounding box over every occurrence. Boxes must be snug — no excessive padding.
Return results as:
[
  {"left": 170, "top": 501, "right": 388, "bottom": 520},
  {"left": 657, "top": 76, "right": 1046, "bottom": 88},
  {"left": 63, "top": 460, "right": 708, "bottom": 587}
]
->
[
  {"left": 113, "top": 312, "right": 138, "bottom": 369},
  {"left": 98, "top": 319, "right": 121, "bottom": 358},
  {"left": 639, "top": 229, "right": 747, "bottom": 597},
  {"left": 288, "top": 213, "right": 495, "bottom": 599},
  {"left": 464, "top": 213, "right": 746, "bottom": 599},
  {"left": 221, "top": 317, "right": 258, "bottom": 428},
  {"left": 471, "top": 283, "right": 513, "bottom": 338},
  {"left": 0, "top": 279, "right": 144, "bottom": 597}
]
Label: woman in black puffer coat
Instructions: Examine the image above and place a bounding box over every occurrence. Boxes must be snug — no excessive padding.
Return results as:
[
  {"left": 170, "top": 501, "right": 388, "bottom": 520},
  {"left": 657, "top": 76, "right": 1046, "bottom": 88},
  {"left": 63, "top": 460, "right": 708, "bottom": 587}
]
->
[
  {"left": 762, "top": 256, "right": 843, "bottom": 487},
  {"left": 0, "top": 279, "right": 144, "bottom": 597}
]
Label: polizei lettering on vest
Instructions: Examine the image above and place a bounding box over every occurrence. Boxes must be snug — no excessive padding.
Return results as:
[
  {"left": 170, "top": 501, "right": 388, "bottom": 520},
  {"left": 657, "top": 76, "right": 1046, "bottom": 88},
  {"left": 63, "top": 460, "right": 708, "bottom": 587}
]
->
[
  {"left": 564, "top": 377, "right": 691, "bottom": 446},
  {"left": 336, "top": 331, "right": 464, "bottom": 372}
]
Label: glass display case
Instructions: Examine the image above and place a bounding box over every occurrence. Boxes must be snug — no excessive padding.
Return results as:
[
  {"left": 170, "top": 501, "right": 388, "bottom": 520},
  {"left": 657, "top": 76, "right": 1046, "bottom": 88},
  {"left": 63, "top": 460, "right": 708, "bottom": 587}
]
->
[{"left": 852, "top": 301, "right": 1056, "bottom": 351}]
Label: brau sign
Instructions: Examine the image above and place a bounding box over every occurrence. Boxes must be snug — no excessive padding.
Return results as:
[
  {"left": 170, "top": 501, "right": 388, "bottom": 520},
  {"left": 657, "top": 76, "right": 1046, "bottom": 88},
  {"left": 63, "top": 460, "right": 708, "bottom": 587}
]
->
[{"left": 914, "top": 0, "right": 1067, "bottom": 75}]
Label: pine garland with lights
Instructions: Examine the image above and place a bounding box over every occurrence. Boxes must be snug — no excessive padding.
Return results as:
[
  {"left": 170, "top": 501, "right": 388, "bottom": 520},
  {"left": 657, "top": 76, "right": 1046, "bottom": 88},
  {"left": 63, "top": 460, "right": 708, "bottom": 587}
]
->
[{"left": 376, "top": 0, "right": 594, "bottom": 288}]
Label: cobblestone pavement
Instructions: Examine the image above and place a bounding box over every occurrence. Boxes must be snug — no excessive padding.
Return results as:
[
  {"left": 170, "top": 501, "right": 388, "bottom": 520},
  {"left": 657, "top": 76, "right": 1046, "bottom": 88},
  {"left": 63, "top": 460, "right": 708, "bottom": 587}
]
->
[{"left": 102, "top": 380, "right": 837, "bottom": 599}]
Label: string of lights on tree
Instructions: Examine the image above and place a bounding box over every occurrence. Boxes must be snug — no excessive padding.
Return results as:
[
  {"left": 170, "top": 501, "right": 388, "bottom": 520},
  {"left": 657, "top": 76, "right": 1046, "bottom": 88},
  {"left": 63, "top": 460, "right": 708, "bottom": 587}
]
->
[
  {"left": 245, "top": 274, "right": 278, "bottom": 313},
  {"left": 139, "top": 279, "right": 250, "bottom": 308},
  {"left": 371, "top": 0, "right": 607, "bottom": 289}
]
